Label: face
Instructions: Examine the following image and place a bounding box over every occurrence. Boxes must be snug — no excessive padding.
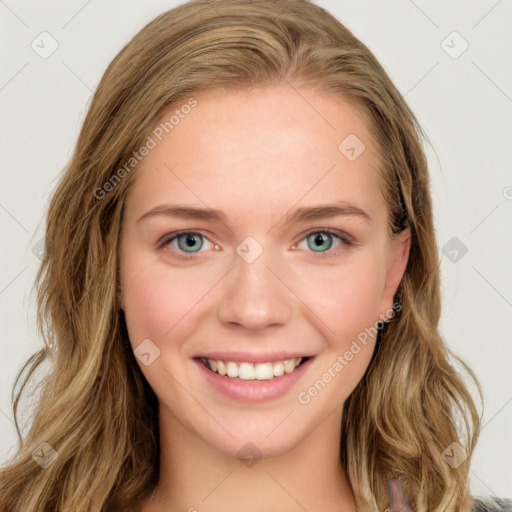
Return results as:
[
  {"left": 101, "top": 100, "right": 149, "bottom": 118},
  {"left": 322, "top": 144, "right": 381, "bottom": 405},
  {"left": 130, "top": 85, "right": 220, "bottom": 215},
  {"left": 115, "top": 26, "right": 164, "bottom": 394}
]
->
[{"left": 119, "top": 85, "right": 410, "bottom": 459}]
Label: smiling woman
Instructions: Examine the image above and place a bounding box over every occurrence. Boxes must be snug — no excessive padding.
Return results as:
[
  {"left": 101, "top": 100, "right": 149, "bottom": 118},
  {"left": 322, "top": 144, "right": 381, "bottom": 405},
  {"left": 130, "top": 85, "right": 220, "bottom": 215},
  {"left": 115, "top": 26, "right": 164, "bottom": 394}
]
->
[{"left": 0, "top": 1, "right": 510, "bottom": 512}]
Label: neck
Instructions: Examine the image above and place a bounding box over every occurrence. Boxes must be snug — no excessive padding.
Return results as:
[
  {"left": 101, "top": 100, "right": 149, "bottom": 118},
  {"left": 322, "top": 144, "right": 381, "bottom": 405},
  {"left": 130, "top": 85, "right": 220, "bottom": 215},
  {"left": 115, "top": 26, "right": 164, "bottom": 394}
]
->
[{"left": 141, "top": 404, "right": 357, "bottom": 512}]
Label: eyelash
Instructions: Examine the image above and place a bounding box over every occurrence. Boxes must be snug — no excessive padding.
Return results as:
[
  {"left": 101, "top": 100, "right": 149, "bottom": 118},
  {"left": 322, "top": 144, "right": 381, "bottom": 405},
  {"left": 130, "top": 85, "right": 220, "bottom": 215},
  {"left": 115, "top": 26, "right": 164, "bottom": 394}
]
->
[{"left": 157, "top": 228, "right": 355, "bottom": 260}]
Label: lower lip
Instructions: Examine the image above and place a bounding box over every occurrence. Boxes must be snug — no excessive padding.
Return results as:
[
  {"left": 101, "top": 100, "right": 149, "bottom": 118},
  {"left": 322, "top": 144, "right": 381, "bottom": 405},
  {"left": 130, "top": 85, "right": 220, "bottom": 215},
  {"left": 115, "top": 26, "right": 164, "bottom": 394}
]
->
[{"left": 194, "top": 358, "right": 314, "bottom": 403}]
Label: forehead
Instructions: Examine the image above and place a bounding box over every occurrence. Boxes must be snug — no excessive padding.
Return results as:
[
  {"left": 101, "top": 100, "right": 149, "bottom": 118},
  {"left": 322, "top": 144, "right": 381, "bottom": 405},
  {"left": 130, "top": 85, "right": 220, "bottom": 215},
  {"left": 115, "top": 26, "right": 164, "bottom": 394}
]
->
[{"left": 124, "top": 84, "right": 386, "bottom": 226}]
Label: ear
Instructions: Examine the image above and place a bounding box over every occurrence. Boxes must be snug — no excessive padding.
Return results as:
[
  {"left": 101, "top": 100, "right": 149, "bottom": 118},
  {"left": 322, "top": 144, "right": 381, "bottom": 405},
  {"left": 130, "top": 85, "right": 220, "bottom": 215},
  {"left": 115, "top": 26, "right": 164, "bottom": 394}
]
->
[{"left": 379, "top": 228, "right": 411, "bottom": 318}]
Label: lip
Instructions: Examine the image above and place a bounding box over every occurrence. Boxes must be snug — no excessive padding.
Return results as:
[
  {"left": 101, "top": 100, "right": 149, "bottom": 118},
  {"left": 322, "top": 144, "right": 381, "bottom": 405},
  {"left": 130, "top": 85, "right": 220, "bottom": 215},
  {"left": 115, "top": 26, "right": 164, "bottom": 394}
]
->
[
  {"left": 193, "top": 356, "right": 315, "bottom": 403},
  {"left": 193, "top": 351, "right": 312, "bottom": 364}
]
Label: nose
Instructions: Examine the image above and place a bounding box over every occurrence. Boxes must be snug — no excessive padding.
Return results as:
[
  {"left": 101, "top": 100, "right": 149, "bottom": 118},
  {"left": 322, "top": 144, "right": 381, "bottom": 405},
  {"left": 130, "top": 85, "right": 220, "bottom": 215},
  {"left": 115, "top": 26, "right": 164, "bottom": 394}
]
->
[{"left": 216, "top": 245, "right": 293, "bottom": 331}]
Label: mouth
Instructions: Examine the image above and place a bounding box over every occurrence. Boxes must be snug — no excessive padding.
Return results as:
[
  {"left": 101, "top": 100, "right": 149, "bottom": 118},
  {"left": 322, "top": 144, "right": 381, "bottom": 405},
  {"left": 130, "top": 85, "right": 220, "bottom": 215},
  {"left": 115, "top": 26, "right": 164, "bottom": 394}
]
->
[{"left": 195, "top": 356, "right": 312, "bottom": 381}]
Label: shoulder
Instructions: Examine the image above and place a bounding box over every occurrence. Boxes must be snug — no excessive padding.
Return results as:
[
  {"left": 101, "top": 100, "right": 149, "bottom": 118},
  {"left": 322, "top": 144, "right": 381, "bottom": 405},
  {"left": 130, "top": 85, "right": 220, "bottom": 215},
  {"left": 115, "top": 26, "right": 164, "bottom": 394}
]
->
[{"left": 471, "top": 496, "right": 512, "bottom": 512}]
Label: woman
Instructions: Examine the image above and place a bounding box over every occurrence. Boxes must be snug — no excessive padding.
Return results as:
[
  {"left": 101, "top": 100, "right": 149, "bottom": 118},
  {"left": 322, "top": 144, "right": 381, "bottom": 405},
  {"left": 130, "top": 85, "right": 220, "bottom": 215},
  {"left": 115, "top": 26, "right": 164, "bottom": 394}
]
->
[{"left": 0, "top": 1, "right": 509, "bottom": 511}]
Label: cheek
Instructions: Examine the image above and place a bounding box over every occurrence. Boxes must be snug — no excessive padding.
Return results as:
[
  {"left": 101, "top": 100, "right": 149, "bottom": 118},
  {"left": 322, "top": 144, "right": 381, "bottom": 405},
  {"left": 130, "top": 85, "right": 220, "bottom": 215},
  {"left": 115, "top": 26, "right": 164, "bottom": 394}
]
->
[
  {"left": 335, "top": 271, "right": 383, "bottom": 336},
  {"left": 120, "top": 255, "right": 208, "bottom": 347},
  {"left": 292, "top": 262, "right": 385, "bottom": 405},
  {"left": 120, "top": 255, "right": 235, "bottom": 373},
  {"left": 292, "top": 256, "right": 385, "bottom": 344}
]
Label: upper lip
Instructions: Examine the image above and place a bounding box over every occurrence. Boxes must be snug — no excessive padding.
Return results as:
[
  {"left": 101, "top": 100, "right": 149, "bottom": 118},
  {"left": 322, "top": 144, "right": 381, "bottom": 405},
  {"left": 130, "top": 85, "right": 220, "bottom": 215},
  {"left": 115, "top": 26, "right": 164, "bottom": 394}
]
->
[{"left": 193, "top": 352, "right": 313, "bottom": 364}]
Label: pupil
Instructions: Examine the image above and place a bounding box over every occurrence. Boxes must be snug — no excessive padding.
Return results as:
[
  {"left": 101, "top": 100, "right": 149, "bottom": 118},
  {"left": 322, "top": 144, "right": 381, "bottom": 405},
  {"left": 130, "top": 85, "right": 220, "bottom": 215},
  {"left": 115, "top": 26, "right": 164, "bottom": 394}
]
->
[
  {"left": 309, "top": 233, "right": 332, "bottom": 252},
  {"left": 179, "top": 234, "right": 202, "bottom": 252}
]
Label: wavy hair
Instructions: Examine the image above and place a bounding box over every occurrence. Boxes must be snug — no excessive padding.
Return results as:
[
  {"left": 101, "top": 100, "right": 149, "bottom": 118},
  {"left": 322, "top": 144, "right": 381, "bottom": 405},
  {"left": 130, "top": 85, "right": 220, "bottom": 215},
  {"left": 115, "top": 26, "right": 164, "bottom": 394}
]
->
[{"left": 0, "top": 1, "right": 483, "bottom": 511}]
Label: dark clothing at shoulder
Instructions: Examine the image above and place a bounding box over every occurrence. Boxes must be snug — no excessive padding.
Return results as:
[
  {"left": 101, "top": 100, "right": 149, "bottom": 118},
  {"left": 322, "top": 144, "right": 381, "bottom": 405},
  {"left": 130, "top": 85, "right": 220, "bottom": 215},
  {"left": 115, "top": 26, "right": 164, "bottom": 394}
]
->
[{"left": 472, "top": 497, "right": 512, "bottom": 512}]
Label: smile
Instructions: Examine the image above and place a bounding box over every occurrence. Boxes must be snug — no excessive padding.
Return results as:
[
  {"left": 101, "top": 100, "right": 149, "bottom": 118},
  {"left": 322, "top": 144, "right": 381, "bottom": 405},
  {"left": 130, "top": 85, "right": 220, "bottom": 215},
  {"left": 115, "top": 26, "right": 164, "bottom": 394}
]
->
[
  {"left": 198, "top": 357, "right": 310, "bottom": 381},
  {"left": 194, "top": 355, "right": 315, "bottom": 403}
]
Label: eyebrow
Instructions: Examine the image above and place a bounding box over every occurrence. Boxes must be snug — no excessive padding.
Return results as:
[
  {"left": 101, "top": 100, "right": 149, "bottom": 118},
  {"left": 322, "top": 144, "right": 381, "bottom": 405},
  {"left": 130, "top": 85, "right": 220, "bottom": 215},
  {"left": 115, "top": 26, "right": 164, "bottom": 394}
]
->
[{"left": 136, "top": 201, "right": 372, "bottom": 225}]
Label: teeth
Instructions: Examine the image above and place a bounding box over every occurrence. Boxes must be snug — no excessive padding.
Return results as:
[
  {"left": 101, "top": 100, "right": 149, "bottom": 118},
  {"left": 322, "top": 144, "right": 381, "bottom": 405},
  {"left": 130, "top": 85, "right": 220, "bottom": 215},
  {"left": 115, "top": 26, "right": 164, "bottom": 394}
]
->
[
  {"left": 273, "top": 362, "right": 284, "bottom": 377},
  {"left": 239, "top": 362, "right": 256, "bottom": 380},
  {"left": 203, "top": 357, "right": 304, "bottom": 381},
  {"left": 254, "top": 362, "right": 273, "bottom": 380},
  {"left": 216, "top": 360, "right": 226, "bottom": 376},
  {"left": 284, "top": 360, "right": 295, "bottom": 373},
  {"left": 226, "top": 361, "right": 239, "bottom": 378}
]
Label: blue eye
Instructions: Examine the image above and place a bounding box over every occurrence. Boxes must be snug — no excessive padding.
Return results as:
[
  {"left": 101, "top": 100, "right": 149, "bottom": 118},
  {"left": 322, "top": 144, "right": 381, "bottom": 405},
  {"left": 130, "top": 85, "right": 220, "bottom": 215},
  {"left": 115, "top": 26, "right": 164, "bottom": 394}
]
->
[
  {"left": 175, "top": 233, "right": 205, "bottom": 253},
  {"left": 158, "top": 231, "right": 213, "bottom": 258},
  {"left": 294, "top": 229, "right": 354, "bottom": 256},
  {"left": 307, "top": 232, "right": 334, "bottom": 252},
  {"left": 157, "top": 229, "right": 354, "bottom": 260}
]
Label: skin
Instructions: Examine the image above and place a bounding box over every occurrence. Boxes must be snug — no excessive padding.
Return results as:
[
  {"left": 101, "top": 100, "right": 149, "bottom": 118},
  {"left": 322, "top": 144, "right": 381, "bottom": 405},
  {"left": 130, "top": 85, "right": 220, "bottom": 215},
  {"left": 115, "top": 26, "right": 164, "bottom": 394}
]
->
[
  {"left": 387, "top": 479, "right": 415, "bottom": 512},
  {"left": 119, "top": 84, "right": 411, "bottom": 512}
]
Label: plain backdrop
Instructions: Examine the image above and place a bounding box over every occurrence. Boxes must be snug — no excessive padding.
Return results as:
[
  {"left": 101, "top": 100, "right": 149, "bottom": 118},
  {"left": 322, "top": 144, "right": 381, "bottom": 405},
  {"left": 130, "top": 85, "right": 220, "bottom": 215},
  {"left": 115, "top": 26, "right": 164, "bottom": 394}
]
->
[{"left": 1, "top": 0, "right": 511, "bottom": 501}]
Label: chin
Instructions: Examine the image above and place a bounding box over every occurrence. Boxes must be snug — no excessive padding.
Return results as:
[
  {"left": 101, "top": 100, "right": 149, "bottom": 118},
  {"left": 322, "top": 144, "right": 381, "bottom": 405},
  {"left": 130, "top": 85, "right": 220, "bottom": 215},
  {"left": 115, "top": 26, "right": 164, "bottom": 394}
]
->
[{"left": 208, "top": 428, "right": 305, "bottom": 463}]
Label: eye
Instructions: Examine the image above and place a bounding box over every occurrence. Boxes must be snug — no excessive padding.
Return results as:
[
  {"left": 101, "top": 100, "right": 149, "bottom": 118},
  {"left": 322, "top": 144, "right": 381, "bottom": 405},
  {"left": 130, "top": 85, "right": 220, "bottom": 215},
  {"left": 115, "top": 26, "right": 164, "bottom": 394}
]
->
[
  {"left": 292, "top": 229, "right": 354, "bottom": 257},
  {"left": 157, "top": 231, "right": 215, "bottom": 259},
  {"left": 157, "top": 228, "right": 355, "bottom": 260}
]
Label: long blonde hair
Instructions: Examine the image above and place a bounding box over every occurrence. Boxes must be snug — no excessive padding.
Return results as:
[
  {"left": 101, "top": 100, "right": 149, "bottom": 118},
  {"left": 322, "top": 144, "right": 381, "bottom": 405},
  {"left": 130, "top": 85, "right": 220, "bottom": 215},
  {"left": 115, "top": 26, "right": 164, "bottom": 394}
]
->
[{"left": 0, "top": 1, "right": 482, "bottom": 511}]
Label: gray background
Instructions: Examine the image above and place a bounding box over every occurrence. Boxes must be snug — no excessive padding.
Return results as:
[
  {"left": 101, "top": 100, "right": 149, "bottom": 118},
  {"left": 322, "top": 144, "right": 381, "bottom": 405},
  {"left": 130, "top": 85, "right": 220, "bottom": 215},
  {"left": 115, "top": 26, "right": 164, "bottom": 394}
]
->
[{"left": 1, "top": 0, "right": 511, "bottom": 500}]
